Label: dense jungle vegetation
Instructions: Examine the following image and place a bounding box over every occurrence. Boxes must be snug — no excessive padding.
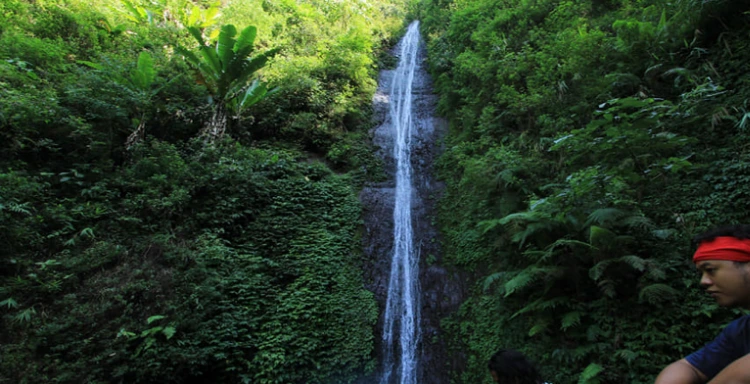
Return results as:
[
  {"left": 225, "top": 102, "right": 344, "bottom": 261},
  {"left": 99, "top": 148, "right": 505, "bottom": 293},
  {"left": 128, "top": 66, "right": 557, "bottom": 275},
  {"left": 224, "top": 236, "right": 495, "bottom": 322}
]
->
[
  {"left": 418, "top": 0, "right": 750, "bottom": 383},
  {"left": 4, "top": 0, "right": 750, "bottom": 383},
  {"left": 0, "top": 0, "right": 407, "bottom": 382}
]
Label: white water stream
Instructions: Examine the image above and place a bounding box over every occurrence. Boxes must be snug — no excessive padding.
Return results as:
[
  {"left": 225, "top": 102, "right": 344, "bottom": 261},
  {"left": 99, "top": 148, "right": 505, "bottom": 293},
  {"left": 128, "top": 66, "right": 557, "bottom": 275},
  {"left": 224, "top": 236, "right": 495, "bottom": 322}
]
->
[{"left": 380, "top": 20, "right": 422, "bottom": 384}]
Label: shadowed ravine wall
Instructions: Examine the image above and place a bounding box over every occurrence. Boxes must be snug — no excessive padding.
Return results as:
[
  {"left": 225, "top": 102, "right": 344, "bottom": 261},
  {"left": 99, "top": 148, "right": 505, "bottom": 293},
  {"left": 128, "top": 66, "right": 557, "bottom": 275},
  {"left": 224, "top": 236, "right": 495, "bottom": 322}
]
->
[{"left": 359, "top": 22, "right": 467, "bottom": 384}]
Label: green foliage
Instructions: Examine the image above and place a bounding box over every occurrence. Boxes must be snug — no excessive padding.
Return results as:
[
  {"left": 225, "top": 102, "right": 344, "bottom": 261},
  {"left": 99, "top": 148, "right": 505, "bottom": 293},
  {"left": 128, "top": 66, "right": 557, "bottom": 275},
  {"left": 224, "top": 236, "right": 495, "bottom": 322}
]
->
[
  {"left": 177, "top": 23, "right": 278, "bottom": 141},
  {"left": 578, "top": 363, "right": 604, "bottom": 384},
  {"left": 0, "top": 142, "right": 379, "bottom": 383},
  {"left": 423, "top": 0, "right": 750, "bottom": 382},
  {"left": 0, "top": 0, "right": 408, "bottom": 382}
]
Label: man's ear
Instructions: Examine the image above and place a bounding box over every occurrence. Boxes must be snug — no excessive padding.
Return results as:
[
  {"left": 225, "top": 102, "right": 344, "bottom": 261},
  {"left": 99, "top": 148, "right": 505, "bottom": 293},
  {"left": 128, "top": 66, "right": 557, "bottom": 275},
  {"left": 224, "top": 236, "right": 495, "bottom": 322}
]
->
[{"left": 490, "top": 370, "right": 499, "bottom": 382}]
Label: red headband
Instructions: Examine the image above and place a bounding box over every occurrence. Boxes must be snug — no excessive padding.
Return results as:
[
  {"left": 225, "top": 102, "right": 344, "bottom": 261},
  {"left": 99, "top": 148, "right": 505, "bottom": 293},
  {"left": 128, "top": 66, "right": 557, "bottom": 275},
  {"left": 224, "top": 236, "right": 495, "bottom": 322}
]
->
[{"left": 693, "top": 236, "right": 750, "bottom": 263}]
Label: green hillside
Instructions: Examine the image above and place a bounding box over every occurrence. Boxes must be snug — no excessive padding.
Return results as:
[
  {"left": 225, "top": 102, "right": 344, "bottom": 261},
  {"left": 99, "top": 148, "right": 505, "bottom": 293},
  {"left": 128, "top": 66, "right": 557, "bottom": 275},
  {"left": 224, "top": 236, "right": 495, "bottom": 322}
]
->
[
  {"left": 3, "top": 0, "right": 750, "bottom": 383},
  {"left": 418, "top": 0, "right": 750, "bottom": 382},
  {"left": 0, "top": 0, "right": 405, "bottom": 382}
]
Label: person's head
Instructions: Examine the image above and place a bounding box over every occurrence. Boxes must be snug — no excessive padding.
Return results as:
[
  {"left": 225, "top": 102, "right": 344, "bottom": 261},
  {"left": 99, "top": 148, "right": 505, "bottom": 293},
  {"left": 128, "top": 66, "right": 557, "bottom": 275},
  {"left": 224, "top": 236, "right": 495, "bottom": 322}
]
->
[
  {"left": 693, "top": 225, "right": 750, "bottom": 309},
  {"left": 487, "top": 349, "right": 542, "bottom": 384}
]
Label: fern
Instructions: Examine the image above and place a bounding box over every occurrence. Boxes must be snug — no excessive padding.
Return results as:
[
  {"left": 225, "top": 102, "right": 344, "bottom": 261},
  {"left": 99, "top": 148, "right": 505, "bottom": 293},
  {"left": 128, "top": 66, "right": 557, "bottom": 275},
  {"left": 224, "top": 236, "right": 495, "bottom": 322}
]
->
[
  {"left": 477, "top": 218, "right": 503, "bottom": 234},
  {"left": 589, "top": 259, "right": 614, "bottom": 281},
  {"left": 597, "top": 279, "right": 616, "bottom": 298},
  {"left": 495, "top": 167, "right": 519, "bottom": 187},
  {"left": 512, "top": 222, "right": 553, "bottom": 247},
  {"left": 589, "top": 225, "right": 616, "bottom": 248},
  {"left": 546, "top": 238, "right": 593, "bottom": 253},
  {"left": 528, "top": 318, "right": 551, "bottom": 337},
  {"left": 512, "top": 296, "right": 570, "bottom": 318},
  {"left": 504, "top": 266, "right": 563, "bottom": 297},
  {"left": 586, "top": 324, "right": 610, "bottom": 342},
  {"left": 647, "top": 265, "right": 667, "bottom": 280},
  {"left": 561, "top": 311, "right": 583, "bottom": 330},
  {"left": 503, "top": 268, "right": 540, "bottom": 297},
  {"left": 522, "top": 249, "right": 549, "bottom": 262},
  {"left": 590, "top": 255, "right": 647, "bottom": 281},
  {"left": 147, "top": 315, "right": 166, "bottom": 324},
  {"left": 618, "top": 255, "right": 647, "bottom": 272},
  {"left": 0, "top": 297, "right": 18, "bottom": 309},
  {"left": 578, "top": 363, "right": 604, "bottom": 384},
  {"left": 615, "top": 349, "right": 637, "bottom": 363},
  {"left": 585, "top": 208, "right": 626, "bottom": 226},
  {"left": 482, "top": 272, "right": 506, "bottom": 292},
  {"left": 4, "top": 202, "right": 32, "bottom": 215},
  {"left": 498, "top": 211, "right": 546, "bottom": 225},
  {"left": 13, "top": 306, "right": 36, "bottom": 323},
  {"left": 639, "top": 283, "right": 679, "bottom": 304},
  {"left": 620, "top": 214, "right": 654, "bottom": 230}
]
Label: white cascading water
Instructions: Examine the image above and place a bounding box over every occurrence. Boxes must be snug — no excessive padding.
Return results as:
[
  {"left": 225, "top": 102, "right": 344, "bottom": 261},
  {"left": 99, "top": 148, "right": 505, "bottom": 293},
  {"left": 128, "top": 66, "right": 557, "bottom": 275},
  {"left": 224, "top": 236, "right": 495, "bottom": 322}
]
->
[{"left": 381, "top": 20, "right": 421, "bottom": 384}]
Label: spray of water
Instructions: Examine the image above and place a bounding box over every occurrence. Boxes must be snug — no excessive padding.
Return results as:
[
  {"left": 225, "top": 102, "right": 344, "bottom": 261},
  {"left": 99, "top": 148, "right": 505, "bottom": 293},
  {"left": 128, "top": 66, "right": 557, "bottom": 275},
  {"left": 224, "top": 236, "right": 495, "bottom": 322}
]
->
[{"left": 380, "top": 20, "right": 422, "bottom": 384}]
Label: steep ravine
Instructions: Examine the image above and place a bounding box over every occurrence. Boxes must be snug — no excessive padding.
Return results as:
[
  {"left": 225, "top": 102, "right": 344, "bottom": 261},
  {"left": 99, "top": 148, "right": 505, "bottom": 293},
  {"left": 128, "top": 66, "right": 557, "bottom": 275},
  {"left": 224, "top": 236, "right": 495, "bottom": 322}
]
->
[{"left": 359, "top": 22, "right": 467, "bottom": 384}]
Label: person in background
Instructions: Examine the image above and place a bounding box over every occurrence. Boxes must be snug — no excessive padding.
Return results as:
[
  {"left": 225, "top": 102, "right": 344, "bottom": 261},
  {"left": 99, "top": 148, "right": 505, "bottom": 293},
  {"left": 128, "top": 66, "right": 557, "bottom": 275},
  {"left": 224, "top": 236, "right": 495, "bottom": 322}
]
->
[
  {"left": 488, "top": 348, "right": 546, "bottom": 384},
  {"left": 654, "top": 225, "right": 750, "bottom": 384}
]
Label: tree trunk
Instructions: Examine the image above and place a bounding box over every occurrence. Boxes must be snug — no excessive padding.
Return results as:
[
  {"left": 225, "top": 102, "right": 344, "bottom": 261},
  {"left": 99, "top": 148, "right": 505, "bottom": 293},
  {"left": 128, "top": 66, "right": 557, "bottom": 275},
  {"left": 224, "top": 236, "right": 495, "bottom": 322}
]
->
[
  {"left": 200, "top": 104, "right": 227, "bottom": 144},
  {"left": 125, "top": 112, "right": 148, "bottom": 150}
]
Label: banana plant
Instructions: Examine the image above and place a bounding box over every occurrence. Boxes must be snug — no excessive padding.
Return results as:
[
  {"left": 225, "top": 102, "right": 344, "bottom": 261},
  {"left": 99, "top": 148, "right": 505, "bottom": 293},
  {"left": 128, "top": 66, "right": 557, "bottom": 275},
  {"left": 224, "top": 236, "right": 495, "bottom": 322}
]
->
[
  {"left": 123, "top": 51, "right": 157, "bottom": 148},
  {"left": 122, "top": 0, "right": 156, "bottom": 26},
  {"left": 177, "top": 24, "right": 278, "bottom": 143},
  {"left": 78, "top": 51, "right": 178, "bottom": 148},
  {"left": 123, "top": 52, "right": 181, "bottom": 148}
]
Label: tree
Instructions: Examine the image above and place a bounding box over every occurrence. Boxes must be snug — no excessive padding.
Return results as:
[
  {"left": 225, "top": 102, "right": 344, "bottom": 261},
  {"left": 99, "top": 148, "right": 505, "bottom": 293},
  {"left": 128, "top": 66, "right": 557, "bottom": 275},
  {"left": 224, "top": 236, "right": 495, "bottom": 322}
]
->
[
  {"left": 177, "top": 24, "right": 278, "bottom": 143},
  {"left": 79, "top": 51, "right": 178, "bottom": 149}
]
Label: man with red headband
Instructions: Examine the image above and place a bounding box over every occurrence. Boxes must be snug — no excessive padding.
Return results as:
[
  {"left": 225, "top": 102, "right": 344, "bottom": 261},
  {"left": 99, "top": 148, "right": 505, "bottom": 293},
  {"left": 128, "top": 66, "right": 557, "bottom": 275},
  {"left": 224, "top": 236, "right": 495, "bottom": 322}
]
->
[{"left": 655, "top": 225, "right": 750, "bottom": 384}]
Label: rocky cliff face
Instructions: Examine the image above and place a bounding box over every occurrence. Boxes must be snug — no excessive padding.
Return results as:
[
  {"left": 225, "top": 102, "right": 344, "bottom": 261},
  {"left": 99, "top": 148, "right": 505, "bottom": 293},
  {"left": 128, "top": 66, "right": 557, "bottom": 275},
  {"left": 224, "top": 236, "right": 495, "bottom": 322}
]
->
[{"left": 359, "top": 33, "right": 467, "bottom": 384}]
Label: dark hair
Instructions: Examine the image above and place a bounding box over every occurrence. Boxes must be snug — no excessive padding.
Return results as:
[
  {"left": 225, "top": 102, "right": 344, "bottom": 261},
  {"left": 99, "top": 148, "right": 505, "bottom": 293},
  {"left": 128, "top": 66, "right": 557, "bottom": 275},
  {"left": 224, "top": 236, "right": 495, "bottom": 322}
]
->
[
  {"left": 488, "top": 349, "right": 543, "bottom": 384},
  {"left": 694, "top": 225, "right": 750, "bottom": 244},
  {"left": 693, "top": 225, "right": 750, "bottom": 266}
]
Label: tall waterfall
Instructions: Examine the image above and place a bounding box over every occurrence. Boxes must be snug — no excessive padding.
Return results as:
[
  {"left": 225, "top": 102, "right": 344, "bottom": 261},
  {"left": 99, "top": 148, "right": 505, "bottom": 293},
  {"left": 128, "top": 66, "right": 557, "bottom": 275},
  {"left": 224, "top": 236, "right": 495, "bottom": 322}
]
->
[{"left": 381, "top": 20, "right": 422, "bottom": 384}]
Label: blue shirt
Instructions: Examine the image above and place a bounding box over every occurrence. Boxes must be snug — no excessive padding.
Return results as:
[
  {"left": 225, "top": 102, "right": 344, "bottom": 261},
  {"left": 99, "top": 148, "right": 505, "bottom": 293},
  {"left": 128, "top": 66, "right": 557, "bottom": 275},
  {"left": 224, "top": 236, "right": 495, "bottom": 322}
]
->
[{"left": 686, "top": 314, "right": 750, "bottom": 379}]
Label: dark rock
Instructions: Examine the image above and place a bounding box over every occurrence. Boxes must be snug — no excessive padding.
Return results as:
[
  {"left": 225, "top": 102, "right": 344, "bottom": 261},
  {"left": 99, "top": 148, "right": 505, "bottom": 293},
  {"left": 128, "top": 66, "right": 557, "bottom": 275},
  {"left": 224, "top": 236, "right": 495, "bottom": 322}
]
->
[{"left": 359, "top": 27, "right": 468, "bottom": 384}]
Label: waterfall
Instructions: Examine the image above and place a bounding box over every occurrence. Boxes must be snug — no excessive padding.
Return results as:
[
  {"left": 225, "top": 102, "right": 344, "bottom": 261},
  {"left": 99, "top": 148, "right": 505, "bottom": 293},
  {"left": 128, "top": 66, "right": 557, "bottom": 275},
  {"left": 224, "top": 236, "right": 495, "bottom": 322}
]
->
[
  {"left": 380, "top": 20, "right": 422, "bottom": 384},
  {"left": 362, "top": 18, "right": 460, "bottom": 384}
]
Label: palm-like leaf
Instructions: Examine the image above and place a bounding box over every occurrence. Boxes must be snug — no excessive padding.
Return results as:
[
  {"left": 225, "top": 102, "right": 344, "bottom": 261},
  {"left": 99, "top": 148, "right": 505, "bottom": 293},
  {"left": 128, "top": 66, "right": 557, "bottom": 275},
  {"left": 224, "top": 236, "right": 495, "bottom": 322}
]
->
[
  {"left": 477, "top": 218, "right": 504, "bottom": 234},
  {"left": 504, "top": 266, "right": 564, "bottom": 297},
  {"left": 512, "top": 296, "right": 570, "bottom": 318},
  {"left": 499, "top": 211, "right": 546, "bottom": 225},
  {"left": 578, "top": 363, "right": 604, "bottom": 384},
  {"left": 639, "top": 283, "right": 679, "bottom": 304},
  {"left": 528, "top": 318, "right": 551, "bottom": 336},
  {"left": 511, "top": 222, "right": 553, "bottom": 247},
  {"left": 619, "top": 254, "right": 647, "bottom": 271},
  {"left": 584, "top": 208, "right": 626, "bottom": 227},
  {"left": 178, "top": 24, "right": 278, "bottom": 142},
  {"left": 236, "top": 79, "right": 269, "bottom": 111},
  {"left": 188, "top": 26, "right": 221, "bottom": 81},
  {"left": 216, "top": 24, "right": 237, "bottom": 89},
  {"left": 589, "top": 225, "right": 616, "bottom": 248},
  {"left": 621, "top": 214, "right": 654, "bottom": 230},
  {"left": 181, "top": 25, "right": 277, "bottom": 107},
  {"left": 561, "top": 311, "right": 582, "bottom": 330},
  {"left": 217, "top": 26, "right": 236, "bottom": 59},
  {"left": 482, "top": 271, "right": 507, "bottom": 292},
  {"left": 226, "top": 48, "right": 279, "bottom": 99},
  {"left": 589, "top": 259, "right": 614, "bottom": 281},
  {"left": 589, "top": 254, "right": 647, "bottom": 281},
  {"left": 131, "top": 51, "right": 156, "bottom": 91},
  {"left": 235, "top": 25, "right": 257, "bottom": 54}
]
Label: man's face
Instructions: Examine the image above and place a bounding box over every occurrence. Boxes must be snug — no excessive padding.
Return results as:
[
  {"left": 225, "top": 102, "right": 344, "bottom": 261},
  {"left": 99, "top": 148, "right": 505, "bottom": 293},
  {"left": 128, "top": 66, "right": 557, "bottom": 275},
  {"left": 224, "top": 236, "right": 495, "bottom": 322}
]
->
[{"left": 697, "top": 260, "right": 750, "bottom": 308}]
